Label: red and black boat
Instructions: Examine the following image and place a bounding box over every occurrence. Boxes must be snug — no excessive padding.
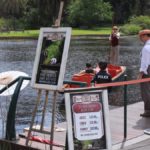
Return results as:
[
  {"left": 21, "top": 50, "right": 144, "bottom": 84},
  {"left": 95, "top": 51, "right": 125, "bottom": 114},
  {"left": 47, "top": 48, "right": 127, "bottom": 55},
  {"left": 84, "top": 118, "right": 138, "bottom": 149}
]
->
[{"left": 70, "top": 64, "right": 126, "bottom": 88}]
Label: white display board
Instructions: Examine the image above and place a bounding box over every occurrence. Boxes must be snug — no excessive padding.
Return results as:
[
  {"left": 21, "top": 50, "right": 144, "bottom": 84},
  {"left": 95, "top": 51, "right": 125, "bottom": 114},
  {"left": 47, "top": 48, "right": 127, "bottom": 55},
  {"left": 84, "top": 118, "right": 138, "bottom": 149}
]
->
[
  {"left": 65, "top": 89, "right": 112, "bottom": 150},
  {"left": 31, "top": 27, "right": 71, "bottom": 90}
]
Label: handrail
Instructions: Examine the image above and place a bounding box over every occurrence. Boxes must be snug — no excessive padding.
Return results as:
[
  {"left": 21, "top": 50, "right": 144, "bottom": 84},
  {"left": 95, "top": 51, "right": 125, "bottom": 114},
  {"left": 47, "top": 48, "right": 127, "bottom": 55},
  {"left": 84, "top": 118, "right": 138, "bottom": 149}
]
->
[
  {"left": 0, "top": 76, "right": 31, "bottom": 94},
  {"left": 5, "top": 76, "right": 31, "bottom": 140},
  {"left": 3, "top": 77, "right": 87, "bottom": 140},
  {"left": 0, "top": 78, "right": 87, "bottom": 95},
  {"left": 64, "top": 77, "right": 150, "bottom": 92}
]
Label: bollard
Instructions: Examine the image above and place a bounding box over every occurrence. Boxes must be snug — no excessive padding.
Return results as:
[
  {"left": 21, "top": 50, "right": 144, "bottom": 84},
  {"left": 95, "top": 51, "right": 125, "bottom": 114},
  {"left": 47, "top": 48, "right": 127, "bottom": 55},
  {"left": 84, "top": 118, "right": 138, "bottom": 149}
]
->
[{"left": 124, "top": 74, "right": 127, "bottom": 139}]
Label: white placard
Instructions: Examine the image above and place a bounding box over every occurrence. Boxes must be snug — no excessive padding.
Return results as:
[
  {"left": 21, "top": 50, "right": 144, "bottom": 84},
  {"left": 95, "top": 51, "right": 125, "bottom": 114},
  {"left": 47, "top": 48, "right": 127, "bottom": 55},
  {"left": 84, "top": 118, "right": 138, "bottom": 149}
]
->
[
  {"left": 73, "top": 106, "right": 104, "bottom": 140},
  {"left": 65, "top": 89, "right": 112, "bottom": 150}
]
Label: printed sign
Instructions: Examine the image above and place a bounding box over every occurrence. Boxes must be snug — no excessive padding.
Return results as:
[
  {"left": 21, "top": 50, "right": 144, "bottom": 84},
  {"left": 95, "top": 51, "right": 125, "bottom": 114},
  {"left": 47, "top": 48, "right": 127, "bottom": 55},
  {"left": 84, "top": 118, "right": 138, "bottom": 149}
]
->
[
  {"left": 72, "top": 95, "right": 104, "bottom": 140},
  {"left": 65, "top": 89, "right": 112, "bottom": 150},
  {"left": 31, "top": 27, "right": 71, "bottom": 90}
]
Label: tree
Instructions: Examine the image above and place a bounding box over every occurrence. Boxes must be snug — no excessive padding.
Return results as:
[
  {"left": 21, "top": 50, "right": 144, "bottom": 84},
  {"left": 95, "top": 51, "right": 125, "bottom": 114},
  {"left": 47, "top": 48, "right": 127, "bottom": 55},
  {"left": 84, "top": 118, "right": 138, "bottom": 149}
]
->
[
  {"left": 104, "top": 0, "right": 147, "bottom": 24},
  {"left": 38, "top": 0, "right": 61, "bottom": 25},
  {"left": 24, "top": 0, "right": 63, "bottom": 28},
  {"left": 2, "top": 0, "right": 26, "bottom": 18},
  {"left": 67, "top": 0, "right": 112, "bottom": 28},
  {"left": 0, "top": 0, "right": 27, "bottom": 30}
]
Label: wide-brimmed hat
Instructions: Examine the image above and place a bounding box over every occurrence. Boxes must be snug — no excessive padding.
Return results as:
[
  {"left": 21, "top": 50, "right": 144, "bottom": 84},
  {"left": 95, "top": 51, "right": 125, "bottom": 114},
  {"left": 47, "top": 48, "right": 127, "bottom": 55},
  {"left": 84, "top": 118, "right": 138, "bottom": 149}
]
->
[
  {"left": 139, "top": 29, "right": 150, "bottom": 37},
  {"left": 112, "top": 26, "right": 118, "bottom": 30}
]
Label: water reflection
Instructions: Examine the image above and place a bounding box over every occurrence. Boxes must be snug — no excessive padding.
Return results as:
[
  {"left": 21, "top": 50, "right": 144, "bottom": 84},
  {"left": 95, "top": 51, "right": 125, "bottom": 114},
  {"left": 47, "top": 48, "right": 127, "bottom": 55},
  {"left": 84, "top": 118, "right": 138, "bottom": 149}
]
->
[{"left": 0, "top": 36, "right": 143, "bottom": 136}]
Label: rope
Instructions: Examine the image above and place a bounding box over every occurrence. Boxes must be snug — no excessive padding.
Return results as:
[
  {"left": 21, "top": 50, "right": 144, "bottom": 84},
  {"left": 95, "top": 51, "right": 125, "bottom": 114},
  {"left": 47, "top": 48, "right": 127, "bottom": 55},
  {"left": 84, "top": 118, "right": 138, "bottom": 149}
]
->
[
  {"left": 64, "top": 77, "right": 150, "bottom": 92},
  {"left": 95, "top": 77, "right": 150, "bottom": 88}
]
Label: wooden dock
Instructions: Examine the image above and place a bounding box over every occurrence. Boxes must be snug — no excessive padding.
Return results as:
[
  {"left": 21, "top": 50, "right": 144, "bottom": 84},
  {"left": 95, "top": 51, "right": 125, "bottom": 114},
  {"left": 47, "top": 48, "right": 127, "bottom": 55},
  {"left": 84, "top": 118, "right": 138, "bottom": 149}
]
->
[
  {"left": 110, "top": 102, "right": 150, "bottom": 142},
  {"left": 110, "top": 101, "right": 150, "bottom": 149},
  {"left": 1, "top": 101, "right": 150, "bottom": 150}
]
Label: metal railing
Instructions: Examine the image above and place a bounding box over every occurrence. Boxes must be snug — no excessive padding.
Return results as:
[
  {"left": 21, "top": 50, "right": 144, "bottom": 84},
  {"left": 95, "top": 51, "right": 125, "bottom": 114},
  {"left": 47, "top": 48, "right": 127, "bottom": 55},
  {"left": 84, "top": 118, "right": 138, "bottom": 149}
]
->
[
  {"left": 0, "top": 77, "right": 87, "bottom": 140},
  {"left": 0, "top": 76, "right": 31, "bottom": 94},
  {"left": 2, "top": 75, "right": 149, "bottom": 141},
  {"left": 4, "top": 76, "right": 31, "bottom": 140}
]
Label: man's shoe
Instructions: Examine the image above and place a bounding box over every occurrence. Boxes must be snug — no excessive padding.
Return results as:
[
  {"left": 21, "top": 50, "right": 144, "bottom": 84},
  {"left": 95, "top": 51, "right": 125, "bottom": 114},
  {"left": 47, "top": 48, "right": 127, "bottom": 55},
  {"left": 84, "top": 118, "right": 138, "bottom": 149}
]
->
[{"left": 140, "top": 112, "right": 150, "bottom": 117}]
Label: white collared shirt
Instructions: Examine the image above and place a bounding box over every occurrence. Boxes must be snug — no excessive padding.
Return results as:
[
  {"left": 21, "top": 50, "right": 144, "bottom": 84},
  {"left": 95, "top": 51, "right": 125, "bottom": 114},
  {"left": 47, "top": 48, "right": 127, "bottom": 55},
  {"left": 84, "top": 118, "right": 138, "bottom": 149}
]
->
[{"left": 140, "top": 39, "right": 150, "bottom": 74}]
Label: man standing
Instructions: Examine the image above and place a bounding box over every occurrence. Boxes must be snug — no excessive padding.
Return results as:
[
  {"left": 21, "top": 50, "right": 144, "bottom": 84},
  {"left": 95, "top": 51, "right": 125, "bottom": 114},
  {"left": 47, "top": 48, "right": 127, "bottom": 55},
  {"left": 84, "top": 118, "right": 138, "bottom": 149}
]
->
[
  {"left": 109, "top": 26, "right": 120, "bottom": 65},
  {"left": 138, "top": 29, "right": 150, "bottom": 117}
]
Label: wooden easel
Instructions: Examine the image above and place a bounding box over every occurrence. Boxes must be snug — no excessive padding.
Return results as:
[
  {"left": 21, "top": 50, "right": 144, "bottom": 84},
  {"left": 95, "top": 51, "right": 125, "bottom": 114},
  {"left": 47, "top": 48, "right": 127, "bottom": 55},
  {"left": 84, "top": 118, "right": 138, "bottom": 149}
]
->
[
  {"left": 25, "top": 89, "right": 58, "bottom": 149},
  {"left": 26, "top": 1, "right": 64, "bottom": 149}
]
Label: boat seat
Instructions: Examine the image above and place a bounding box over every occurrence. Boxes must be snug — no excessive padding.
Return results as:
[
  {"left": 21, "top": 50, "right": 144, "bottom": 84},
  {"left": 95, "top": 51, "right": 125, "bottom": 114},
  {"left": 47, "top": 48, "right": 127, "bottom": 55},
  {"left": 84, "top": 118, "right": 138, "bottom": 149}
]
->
[
  {"left": 107, "top": 64, "right": 122, "bottom": 77},
  {"left": 71, "top": 73, "right": 94, "bottom": 87},
  {"left": 108, "top": 64, "right": 121, "bottom": 70},
  {"left": 108, "top": 68, "right": 122, "bottom": 78}
]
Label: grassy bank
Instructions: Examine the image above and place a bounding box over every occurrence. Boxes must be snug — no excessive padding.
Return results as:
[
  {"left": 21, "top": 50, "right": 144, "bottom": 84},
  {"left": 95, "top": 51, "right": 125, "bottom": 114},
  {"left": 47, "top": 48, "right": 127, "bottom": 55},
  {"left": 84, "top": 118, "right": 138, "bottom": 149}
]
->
[
  {"left": 72, "top": 27, "right": 111, "bottom": 35},
  {"left": 0, "top": 27, "right": 111, "bottom": 38}
]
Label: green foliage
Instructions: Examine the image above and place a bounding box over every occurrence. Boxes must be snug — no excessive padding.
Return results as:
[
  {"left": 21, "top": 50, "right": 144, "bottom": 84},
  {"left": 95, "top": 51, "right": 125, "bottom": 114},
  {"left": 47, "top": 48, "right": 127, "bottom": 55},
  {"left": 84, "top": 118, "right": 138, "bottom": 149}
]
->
[
  {"left": 44, "top": 40, "right": 62, "bottom": 65},
  {"left": 72, "top": 27, "right": 111, "bottom": 35},
  {"left": 67, "top": 0, "right": 112, "bottom": 28},
  {"left": 0, "top": 0, "right": 148, "bottom": 29},
  {"left": 1, "top": 0, "right": 26, "bottom": 18},
  {"left": 0, "top": 18, "right": 25, "bottom": 31},
  {"left": 0, "top": 18, "right": 12, "bottom": 30},
  {"left": 120, "top": 24, "right": 142, "bottom": 35},
  {"left": 129, "top": 15, "right": 150, "bottom": 29},
  {"left": 23, "top": 7, "right": 40, "bottom": 29},
  {"left": 121, "top": 15, "right": 150, "bottom": 35},
  {"left": 0, "top": 18, "right": 5, "bottom": 29},
  {"left": 23, "top": 0, "right": 60, "bottom": 28}
]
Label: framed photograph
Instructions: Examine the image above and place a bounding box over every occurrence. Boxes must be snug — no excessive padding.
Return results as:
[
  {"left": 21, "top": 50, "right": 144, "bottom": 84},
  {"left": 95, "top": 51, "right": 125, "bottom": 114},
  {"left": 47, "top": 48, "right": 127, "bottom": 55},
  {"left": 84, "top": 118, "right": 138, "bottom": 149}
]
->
[
  {"left": 31, "top": 27, "right": 71, "bottom": 90},
  {"left": 65, "top": 89, "right": 112, "bottom": 150}
]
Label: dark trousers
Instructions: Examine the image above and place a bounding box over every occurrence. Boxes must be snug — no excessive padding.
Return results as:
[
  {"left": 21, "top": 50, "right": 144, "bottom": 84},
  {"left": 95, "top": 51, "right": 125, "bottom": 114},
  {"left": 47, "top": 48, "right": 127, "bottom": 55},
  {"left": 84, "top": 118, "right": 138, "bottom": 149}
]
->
[{"left": 140, "top": 66, "right": 150, "bottom": 112}]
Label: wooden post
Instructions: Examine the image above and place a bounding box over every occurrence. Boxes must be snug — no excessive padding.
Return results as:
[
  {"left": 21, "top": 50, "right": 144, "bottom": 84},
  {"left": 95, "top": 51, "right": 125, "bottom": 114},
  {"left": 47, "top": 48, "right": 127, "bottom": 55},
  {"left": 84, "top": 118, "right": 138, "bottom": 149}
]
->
[
  {"left": 50, "top": 91, "right": 57, "bottom": 150},
  {"left": 52, "top": 1, "right": 64, "bottom": 27},
  {"left": 40, "top": 90, "right": 49, "bottom": 131},
  {"left": 26, "top": 89, "right": 42, "bottom": 146}
]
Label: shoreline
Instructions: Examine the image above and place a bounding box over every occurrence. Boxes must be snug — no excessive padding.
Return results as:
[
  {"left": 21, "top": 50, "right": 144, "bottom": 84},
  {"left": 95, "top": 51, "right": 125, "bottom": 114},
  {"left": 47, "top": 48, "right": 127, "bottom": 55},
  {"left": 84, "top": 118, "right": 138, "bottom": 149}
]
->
[{"left": 0, "top": 34, "right": 136, "bottom": 40}]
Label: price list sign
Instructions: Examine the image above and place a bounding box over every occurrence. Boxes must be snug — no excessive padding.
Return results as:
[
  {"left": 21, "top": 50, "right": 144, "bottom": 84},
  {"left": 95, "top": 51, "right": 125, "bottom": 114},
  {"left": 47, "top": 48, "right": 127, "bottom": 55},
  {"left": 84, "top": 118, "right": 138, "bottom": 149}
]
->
[
  {"left": 31, "top": 27, "right": 71, "bottom": 90},
  {"left": 72, "top": 95, "right": 104, "bottom": 140},
  {"left": 65, "top": 89, "right": 112, "bottom": 150}
]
